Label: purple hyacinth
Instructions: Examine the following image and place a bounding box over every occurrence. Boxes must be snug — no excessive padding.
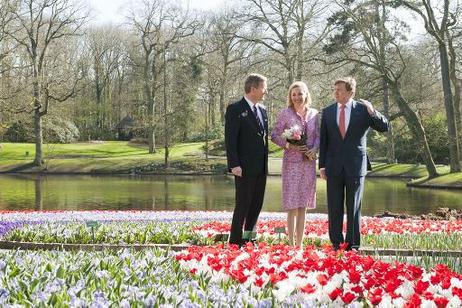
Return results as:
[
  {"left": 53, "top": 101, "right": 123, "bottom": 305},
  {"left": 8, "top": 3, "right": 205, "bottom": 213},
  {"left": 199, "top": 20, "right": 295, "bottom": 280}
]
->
[{"left": 0, "top": 221, "right": 39, "bottom": 237}]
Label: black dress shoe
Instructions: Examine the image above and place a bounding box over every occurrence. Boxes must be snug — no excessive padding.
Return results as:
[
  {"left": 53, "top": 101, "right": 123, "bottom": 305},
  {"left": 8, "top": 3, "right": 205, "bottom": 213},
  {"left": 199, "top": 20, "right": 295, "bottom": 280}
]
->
[
  {"left": 345, "top": 243, "right": 359, "bottom": 251},
  {"left": 228, "top": 240, "right": 243, "bottom": 247}
]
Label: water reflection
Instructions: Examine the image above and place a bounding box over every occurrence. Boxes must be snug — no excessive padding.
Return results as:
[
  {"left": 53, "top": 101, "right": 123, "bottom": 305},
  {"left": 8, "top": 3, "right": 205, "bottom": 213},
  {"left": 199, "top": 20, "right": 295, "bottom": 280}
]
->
[{"left": 0, "top": 174, "right": 461, "bottom": 215}]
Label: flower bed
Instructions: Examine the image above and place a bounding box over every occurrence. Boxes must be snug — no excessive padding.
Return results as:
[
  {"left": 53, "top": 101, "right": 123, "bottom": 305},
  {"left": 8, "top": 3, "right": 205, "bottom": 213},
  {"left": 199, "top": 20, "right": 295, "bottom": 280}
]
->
[
  {"left": 0, "top": 248, "right": 274, "bottom": 307},
  {"left": 3, "top": 221, "right": 211, "bottom": 245},
  {"left": 176, "top": 243, "right": 462, "bottom": 306},
  {"left": 2, "top": 212, "right": 462, "bottom": 251},
  {"left": 193, "top": 218, "right": 462, "bottom": 238},
  {"left": 0, "top": 210, "right": 293, "bottom": 245},
  {"left": 0, "top": 210, "right": 288, "bottom": 223},
  {"left": 1, "top": 210, "right": 462, "bottom": 306},
  {"left": 193, "top": 219, "right": 462, "bottom": 251},
  {"left": 1, "top": 244, "right": 461, "bottom": 307}
]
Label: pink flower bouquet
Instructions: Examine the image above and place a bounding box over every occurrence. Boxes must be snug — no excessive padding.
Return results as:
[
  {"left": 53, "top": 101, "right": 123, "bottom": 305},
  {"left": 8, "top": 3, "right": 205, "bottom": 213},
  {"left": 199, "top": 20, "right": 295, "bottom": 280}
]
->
[{"left": 281, "top": 124, "right": 306, "bottom": 146}]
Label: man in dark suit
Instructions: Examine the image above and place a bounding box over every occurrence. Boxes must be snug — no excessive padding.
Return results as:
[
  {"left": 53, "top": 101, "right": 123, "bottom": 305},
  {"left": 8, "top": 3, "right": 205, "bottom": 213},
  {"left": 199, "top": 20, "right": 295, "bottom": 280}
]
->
[
  {"left": 225, "top": 73, "right": 268, "bottom": 246},
  {"left": 319, "top": 77, "right": 389, "bottom": 250}
]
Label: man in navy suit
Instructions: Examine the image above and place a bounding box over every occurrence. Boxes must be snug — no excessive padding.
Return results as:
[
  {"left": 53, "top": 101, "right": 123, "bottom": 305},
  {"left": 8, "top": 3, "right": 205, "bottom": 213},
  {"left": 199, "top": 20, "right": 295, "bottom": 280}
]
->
[
  {"left": 225, "top": 74, "right": 268, "bottom": 246},
  {"left": 319, "top": 77, "right": 389, "bottom": 250}
]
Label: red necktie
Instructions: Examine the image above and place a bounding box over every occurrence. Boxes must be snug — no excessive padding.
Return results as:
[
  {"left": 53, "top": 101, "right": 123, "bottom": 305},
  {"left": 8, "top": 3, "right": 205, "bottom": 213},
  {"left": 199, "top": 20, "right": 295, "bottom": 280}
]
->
[{"left": 339, "top": 105, "right": 346, "bottom": 139}]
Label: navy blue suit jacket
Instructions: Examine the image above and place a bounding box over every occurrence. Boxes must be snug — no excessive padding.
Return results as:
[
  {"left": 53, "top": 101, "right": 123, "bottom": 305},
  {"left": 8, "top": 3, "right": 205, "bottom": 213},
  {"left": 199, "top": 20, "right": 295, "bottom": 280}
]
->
[
  {"left": 319, "top": 100, "right": 389, "bottom": 177},
  {"left": 225, "top": 98, "right": 269, "bottom": 176}
]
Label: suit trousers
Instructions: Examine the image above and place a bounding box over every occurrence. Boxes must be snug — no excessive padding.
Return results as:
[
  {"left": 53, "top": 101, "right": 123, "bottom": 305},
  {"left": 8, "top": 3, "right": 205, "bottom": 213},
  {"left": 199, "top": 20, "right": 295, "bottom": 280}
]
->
[
  {"left": 229, "top": 174, "right": 267, "bottom": 245},
  {"left": 326, "top": 170, "right": 364, "bottom": 249}
]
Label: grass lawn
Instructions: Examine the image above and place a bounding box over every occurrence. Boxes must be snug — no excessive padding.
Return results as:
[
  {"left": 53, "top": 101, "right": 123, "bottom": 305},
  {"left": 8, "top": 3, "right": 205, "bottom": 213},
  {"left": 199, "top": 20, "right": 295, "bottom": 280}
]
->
[
  {"left": 0, "top": 141, "right": 204, "bottom": 160},
  {"left": 368, "top": 162, "right": 450, "bottom": 178},
  {"left": 0, "top": 141, "right": 223, "bottom": 173},
  {"left": 408, "top": 172, "right": 462, "bottom": 188},
  {"left": 369, "top": 163, "right": 462, "bottom": 188}
]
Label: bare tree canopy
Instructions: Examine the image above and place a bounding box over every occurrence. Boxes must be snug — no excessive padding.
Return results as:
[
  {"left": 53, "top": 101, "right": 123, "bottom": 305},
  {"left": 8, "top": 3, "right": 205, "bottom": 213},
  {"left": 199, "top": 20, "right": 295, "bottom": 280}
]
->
[
  {"left": 0, "top": 0, "right": 460, "bottom": 175},
  {"left": 7, "top": 0, "right": 89, "bottom": 165}
]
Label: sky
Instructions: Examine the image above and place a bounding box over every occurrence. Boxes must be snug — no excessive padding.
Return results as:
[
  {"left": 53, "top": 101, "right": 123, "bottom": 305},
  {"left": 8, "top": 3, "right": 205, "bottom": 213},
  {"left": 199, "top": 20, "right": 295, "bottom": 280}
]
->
[
  {"left": 89, "top": 0, "right": 227, "bottom": 25},
  {"left": 88, "top": 0, "right": 425, "bottom": 41}
]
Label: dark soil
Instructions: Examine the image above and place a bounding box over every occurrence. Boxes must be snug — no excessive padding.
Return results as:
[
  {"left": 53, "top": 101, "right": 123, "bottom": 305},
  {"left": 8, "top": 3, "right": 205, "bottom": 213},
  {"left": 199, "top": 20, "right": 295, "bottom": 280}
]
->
[{"left": 375, "top": 207, "right": 462, "bottom": 221}]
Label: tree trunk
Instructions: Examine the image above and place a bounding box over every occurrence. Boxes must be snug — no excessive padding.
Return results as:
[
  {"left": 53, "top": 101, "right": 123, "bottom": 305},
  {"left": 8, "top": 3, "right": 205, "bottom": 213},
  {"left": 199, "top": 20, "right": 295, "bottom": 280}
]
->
[
  {"left": 163, "top": 51, "right": 169, "bottom": 169},
  {"left": 296, "top": 35, "right": 303, "bottom": 80},
  {"left": 389, "top": 81, "right": 438, "bottom": 178},
  {"left": 438, "top": 43, "right": 460, "bottom": 172},
  {"left": 95, "top": 61, "right": 103, "bottom": 138},
  {"left": 33, "top": 107, "right": 43, "bottom": 166},
  {"left": 285, "top": 52, "right": 293, "bottom": 88},
  {"left": 205, "top": 100, "right": 209, "bottom": 161},
  {"left": 377, "top": 0, "right": 395, "bottom": 164},
  {"left": 144, "top": 53, "right": 156, "bottom": 154},
  {"left": 210, "top": 91, "right": 216, "bottom": 128},
  {"left": 295, "top": 1, "right": 304, "bottom": 81},
  {"left": 382, "top": 77, "right": 395, "bottom": 163},
  {"left": 448, "top": 38, "right": 462, "bottom": 161},
  {"left": 454, "top": 79, "right": 462, "bottom": 161},
  {"left": 148, "top": 111, "right": 156, "bottom": 153},
  {"left": 32, "top": 76, "right": 43, "bottom": 166},
  {"left": 219, "top": 65, "right": 227, "bottom": 125},
  {"left": 218, "top": 88, "right": 224, "bottom": 125}
]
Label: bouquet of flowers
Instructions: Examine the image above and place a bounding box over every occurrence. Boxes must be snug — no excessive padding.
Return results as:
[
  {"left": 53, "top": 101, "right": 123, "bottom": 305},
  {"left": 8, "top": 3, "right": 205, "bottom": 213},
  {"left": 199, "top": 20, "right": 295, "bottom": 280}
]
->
[{"left": 281, "top": 124, "right": 306, "bottom": 146}]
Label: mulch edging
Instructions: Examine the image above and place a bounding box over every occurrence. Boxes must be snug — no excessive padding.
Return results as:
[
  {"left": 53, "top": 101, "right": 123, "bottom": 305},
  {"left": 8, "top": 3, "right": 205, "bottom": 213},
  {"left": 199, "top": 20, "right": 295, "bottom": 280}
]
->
[
  {"left": 0, "top": 240, "right": 190, "bottom": 252},
  {"left": 359, "top": 247, "right": 462, "bottom": 257},
  {"left": 1, "top": 240, "right": 461, "bottom": 257}
]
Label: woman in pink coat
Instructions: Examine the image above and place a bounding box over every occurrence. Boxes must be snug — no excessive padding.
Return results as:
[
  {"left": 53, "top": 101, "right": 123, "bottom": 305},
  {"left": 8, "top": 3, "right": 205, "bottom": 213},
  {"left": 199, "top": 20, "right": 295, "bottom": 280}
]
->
[{"left": 271, "top": 81, "right": 319, "bottom": 247}]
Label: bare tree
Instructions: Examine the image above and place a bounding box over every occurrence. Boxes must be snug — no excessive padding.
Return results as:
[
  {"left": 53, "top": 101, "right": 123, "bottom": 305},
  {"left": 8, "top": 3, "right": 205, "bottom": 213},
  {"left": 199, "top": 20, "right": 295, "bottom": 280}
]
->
[
  {"left": 8, "top": 0, "right": 88, "bottom": 166},
  {"left": 127, "top": 0, "right": 199, "bottom": 153},
  {"left": 0, "top": 0, "right": 16, "bottom": 64},
  {"left": 207, "top": 10, "right": 256, "bottom": 124},
  {"left": 326, "top": 0, "right": 438, "bottom": 177},
  {"left": 447, "top": 8, "right": 462, "bottom": 161},
  {"left": 375, "top": 0, "right": 395, "bottom": 163},
  {"left": 86, "top": 25, "right": 124, "bottom": 139},
  {"left": 239, "top": 0, "right": 330, "bottom": 88},
  {"left": 399, "top": 0, "right": 460, "bottom": 172},
  {"left": 0, "top": 0, "right": 17, "bottom": 129}
]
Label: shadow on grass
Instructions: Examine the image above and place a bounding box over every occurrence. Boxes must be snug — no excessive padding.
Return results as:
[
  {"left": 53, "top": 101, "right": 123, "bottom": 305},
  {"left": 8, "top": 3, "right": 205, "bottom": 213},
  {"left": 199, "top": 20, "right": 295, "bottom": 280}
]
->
[
  {"left": 4, "top": 162, "right": 37, "bottom": 172},
  {"left": 370, "top": 164, "right": 424, "bottom": 177},
  {"left": 399, "top": 165, "right": 424, "bottom": 176},
  {"left": 46, "top": 151, "right": 148, "bottom": 159},
  {"left": 370, "top": 163, "right": 391, "bottom": 172}
]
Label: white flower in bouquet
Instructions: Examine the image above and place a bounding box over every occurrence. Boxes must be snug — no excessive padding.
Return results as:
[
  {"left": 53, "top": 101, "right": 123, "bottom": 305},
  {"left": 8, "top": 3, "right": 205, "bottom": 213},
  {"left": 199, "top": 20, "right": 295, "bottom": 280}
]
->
[{"left": 281, "top": 125, "right": 305, "bottom": 146}]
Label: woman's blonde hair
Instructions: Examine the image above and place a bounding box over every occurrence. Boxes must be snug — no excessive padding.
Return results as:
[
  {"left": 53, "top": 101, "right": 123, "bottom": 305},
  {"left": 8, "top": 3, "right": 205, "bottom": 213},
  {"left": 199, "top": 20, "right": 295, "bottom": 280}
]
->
[{"left": 287, "top": 81, "right": 312, "bottom": 108}]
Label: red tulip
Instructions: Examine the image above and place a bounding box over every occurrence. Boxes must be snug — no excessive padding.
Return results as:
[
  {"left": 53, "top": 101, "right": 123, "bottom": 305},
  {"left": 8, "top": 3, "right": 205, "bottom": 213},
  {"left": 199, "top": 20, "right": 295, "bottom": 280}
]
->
[
  {"left": 316, "top": 273, "right": 329, "bottom": 286},
  {"left": 434, "top": 296, "right": 449, "bottom": 308},
  {"left": 414, "top": 280, "right": 429, "bottom": 295},
  {"left": 341, "top": 292, "right": 356, "bottom": 304},
  {"left": 301, "top": 283, "right": 316, "bottom": 294},
  {"left": 404, "top": 294, "right": 422, "bottom": 308},
  {"left": 328, "top": 288, "right": 342, "bottom": 300}
]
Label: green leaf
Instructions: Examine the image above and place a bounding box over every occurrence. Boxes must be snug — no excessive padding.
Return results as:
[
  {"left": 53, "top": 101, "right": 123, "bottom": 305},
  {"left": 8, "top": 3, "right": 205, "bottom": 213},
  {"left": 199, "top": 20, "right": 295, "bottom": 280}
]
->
[
  {"left": 56, "top": 265, "right": 65, "bottom": 279},
  {"left": 9, "top": 266, "right": 20, "bottom": 278},
  {"left": 48, "top": 293, "right": 58, "bottom": 306}
]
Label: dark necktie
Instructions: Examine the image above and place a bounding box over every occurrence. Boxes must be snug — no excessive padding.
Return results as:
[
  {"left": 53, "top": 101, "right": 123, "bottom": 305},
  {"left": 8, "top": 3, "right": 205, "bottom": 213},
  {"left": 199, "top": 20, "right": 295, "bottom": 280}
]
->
[{"left": 252, "top": 105, "right": 264, "bottom": 132}]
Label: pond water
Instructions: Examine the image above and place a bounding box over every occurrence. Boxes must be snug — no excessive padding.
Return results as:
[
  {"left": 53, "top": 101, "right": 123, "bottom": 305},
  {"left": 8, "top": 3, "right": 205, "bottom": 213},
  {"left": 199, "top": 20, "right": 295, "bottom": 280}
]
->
[{"left": 1, "top": 174, "right": 461, "bottom": 216}]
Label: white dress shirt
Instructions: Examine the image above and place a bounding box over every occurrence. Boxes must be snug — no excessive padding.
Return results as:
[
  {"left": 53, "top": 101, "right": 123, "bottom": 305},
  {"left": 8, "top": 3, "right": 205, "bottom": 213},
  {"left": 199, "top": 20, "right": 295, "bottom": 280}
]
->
[
  {"left": 336, "top": 100, "right": 353, "bottom": 132},
  {"left": 244, "top": 96, "right": 263, "bottom": 125}
]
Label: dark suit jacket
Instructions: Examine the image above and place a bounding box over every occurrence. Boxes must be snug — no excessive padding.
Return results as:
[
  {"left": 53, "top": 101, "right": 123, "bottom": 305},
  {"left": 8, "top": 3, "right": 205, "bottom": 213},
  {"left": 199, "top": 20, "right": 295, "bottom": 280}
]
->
[
  {"left": 225, "top": 97, "right": 269, "bottom": 176},
  {"left": 319, "top": 100, "right": 389, "bottom": 177}
]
